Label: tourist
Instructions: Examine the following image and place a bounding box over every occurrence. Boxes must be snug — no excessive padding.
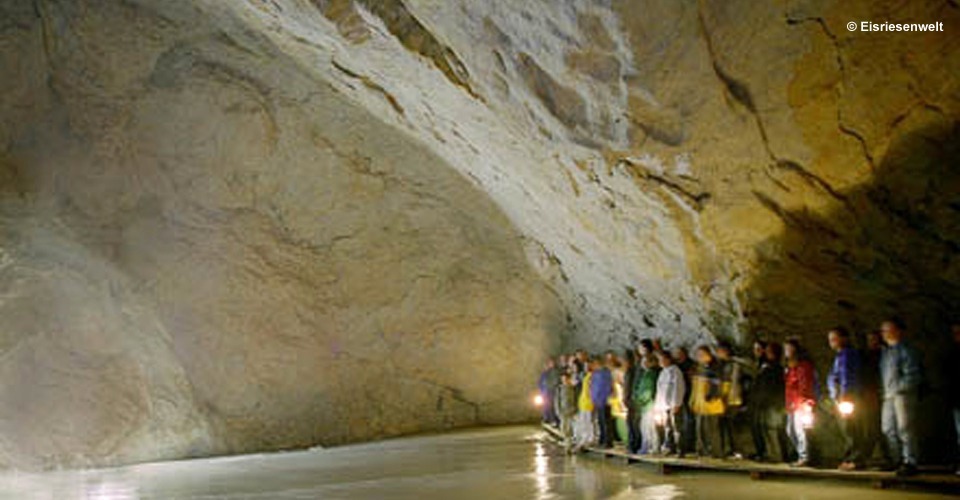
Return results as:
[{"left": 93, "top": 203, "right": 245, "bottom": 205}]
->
[
  {"left": 573, "top": 359, "right": 596, "bottom": 451},
  {"left": 557, "top": 372, "right": 579, "bottom": 453},
  {"left": 633, "top": 353, "right": 660, "bottom": 454},
  {"left": 538, "top": 358, "right": 560, "bottom": 425},
  {"left": 879, "top": 317, "right": 923, "bottom": 476},
  {"left": 573, "top": 350, "right": 588, "bottom": 386},
  {"left": 784, "top": 339, "right": 816, "bottom": 467},
  {"left": 951, "top": 323, "right": 960, "bottom": 476},
  {"left": 690, "top": 346, "right": 725, "bottom": 458},
  {"left": 673, "top": 346, "right": 697, "bottom": 455},
  {"left": 716, "top": 340, "right": 746, "bottom": 459},
  {"left": 629, "top": 340, "right": 655, "bottom": 453},
  {"left": 826, "top": 327, "right": 865, "bottom": 470},
  {"left": 749, "top": 340, "right": 768, "bottom": 460},
  {"left": 590, "top": 357, "right": 615, "bottom": 448},
  {"left": 654, "top": 350, "right": 686, "bottom": 455},
  {"left": 752, "top": 342, "right": 789, "bottom": 462},
  {"left": 609, "top": 356, "right": 629, "bottom": 444},
  {"left": 861, "top": 330, "right": 887, "bottom": 465},
  {"left": 623, "top": 348, "right": 641, "bottom": 454}
]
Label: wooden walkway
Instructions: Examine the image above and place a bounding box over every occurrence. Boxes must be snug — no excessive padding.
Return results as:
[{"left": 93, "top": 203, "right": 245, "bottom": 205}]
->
[{"left": 541, "top": 424, "right": 960, "bottom": 492}]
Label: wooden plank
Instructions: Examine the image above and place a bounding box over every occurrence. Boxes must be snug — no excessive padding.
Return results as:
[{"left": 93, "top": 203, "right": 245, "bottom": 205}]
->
[{"left": 539, "top": 423, "right": 960, "bottom": 492}]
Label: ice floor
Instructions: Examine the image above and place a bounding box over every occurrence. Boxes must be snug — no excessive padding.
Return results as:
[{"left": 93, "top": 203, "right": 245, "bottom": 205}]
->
[{"left": 0, "top": 426, "right": 951, "bottom": 499}]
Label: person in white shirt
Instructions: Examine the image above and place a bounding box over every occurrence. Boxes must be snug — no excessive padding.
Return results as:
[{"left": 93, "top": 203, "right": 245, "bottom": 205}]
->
[{"left": 655, "top": 350, "right": 687, "bottom": 455}]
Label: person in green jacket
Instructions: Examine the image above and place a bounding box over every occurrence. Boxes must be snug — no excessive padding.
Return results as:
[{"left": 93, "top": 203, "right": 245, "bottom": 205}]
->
[{"left": 633, "top": 355, "right": 661, "bottom": 454}]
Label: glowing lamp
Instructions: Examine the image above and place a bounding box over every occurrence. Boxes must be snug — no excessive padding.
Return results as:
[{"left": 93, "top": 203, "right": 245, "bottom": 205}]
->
[
  {"left": 653, "top": 404, "right": 667, "bottom": 426},
  {"left": 838, "top": 401, "right": 854, "bottom": 416},
  {"left": 799, "top": 406, "right": 815, "bottom": 429},
  {"left": 533, "top": 394, "right": 544, "bottom": 407}
]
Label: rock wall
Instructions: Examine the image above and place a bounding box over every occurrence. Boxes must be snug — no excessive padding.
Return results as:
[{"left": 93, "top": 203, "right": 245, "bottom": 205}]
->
[{"left": 0, "top": 0, "right": 958, "bottom": 467}]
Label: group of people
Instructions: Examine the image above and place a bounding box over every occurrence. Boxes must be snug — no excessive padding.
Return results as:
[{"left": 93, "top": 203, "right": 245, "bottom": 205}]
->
[{"left": 537, "top": 317, "right": 960, "bottom": 478}]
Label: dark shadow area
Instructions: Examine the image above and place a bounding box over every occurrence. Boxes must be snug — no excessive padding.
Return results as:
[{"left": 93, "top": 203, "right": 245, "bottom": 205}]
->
[{"left": 741, "top": 117, "right": 960, "bottom": 464}]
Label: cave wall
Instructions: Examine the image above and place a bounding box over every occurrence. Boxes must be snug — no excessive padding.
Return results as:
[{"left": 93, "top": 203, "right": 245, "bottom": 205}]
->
[{"left": 0, "top": 0, "right": 958, "bottom": 467}]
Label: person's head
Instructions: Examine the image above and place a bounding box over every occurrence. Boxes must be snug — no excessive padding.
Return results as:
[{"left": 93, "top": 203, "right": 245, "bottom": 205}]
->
[
  {"left": 881, "top": 317, "right": 906, "bottom": 345},
  {"left": 561, "top": 372, "right": 573, "bottom": 386},
  {"left": 753, "top": 340, "right": 767, "bottom": 359},
  {"left": 575, "top": 349, "right": 588, "bottom": 362},
  {"left": 672, "top": 346, "right": 689, "bottom": 363},
  {"left": 951, "top": 323, "right": 960, "bottom": 345},
  {"left": 545, "top": 358, "right": 556, "bottom": 369},
  {"left": 656, "top": 350, "right": 673, "bottom": 367},
  {"left": 765, "top": 342, "right": 783, "bottom": 363},
  {"left": 716, "top": 340, "right": 733, "bottom": 360},
  {"left": 784, "top": 339, "right": 802, "bottom": 361},
  {"left": 827, "top": 326, "right": 850, "bottom": 352},
  {"left": 588, "top": 357, "right": 601, "bottom": 371},
  {"left": 558, "top": 354, "right": 568, "bottom": 366},
  {"left": 638, "top": 339, "right": 654, "bottom": 357},
  {"left": 866, "top": 330, "right": 883, "bottom": 351},
  {"left": 695, "top": 346, "right": 714, "bottom": 366}
]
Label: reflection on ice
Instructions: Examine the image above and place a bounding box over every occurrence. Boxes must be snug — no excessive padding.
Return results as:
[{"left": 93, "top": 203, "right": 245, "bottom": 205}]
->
[
  {"left": 533, "top": 441, "right": 549, "bottom": 499},
  {"left": 82, "top": 479, "right": 139, "bottom": 500},
  {"left": 0, "top": 426, "right": 950, "bottom": 499}
]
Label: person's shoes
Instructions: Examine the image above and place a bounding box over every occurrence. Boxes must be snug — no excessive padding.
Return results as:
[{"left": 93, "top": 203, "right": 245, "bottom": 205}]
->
[
  {"left": 790, "top": 459, "right": 809, "bottom": 468},
  {"left": 838, "top": 461, "right": 856, "bottom": 471},
  {"left": 727, "top": 453, "right": 743, "bottom": 460},
  {"left": 895, "top": 463, "right": 918, "bottom": 477}
]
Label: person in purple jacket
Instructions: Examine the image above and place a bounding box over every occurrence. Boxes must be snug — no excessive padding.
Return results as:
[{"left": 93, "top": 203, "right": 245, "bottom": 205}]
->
[
  {"left": 590, "top": 357, "right": 615, "bottom": 448},
  {"left": 827, "top": 327, "right": 865, "bottom": 470}
]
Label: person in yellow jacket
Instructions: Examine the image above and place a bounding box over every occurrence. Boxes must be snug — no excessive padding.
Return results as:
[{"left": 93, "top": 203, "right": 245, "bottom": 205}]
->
[
  {"left": 573, "top": 363, "right": 596, "bottom": 451},
  {"left": 690, "top": 346, "right": 725, "bottom": 458}
]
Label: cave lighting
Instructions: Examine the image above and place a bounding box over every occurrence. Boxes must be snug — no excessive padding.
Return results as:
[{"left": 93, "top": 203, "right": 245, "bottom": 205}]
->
[
  {"left": 653, "top": 404, "right": 667, "bottom": 426},
  {"left": 838, "top": 401, "right": 854, "bottom": 416},
  {"left": 799, "top": 405, "right": 815, "bottom": 429},
  {"left": 533, "top": 394, "right": 544, "bottom": 407}
]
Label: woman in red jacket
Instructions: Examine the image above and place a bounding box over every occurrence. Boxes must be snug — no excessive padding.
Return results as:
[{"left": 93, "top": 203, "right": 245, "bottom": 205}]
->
[{"left": 784, "top": 339, "right": 817, "bottom": 467}]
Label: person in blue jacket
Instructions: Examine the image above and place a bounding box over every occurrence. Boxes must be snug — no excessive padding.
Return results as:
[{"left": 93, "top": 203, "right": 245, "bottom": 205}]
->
[
  {"left": 827, "top": 327, "right": 864, "bottom": 470},
  {"left": 590, "top": 357, "right": 614, "bottom": 448},
  {"left": 879, "top": 317, "right": 923, "bottom": 477}
]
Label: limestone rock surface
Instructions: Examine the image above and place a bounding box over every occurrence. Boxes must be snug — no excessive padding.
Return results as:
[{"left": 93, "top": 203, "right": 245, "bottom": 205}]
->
[{"left": 0, "top": 0, "right": 958, "bottom": 467}]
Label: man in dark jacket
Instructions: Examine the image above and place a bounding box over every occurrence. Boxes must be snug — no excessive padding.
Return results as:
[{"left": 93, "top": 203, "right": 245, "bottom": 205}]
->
[
  {"left": 624, "top": 345, "right": 644, "bottom": 454},
  {"left": 749, "top": 340, "right": 768, "bottom": 461},
  {"left": 752, "top": 342, "right": 790, "bottom": 462},
  {"left": 673, "top": 346, "right": 697, "bottom": 456},
  {"left": 861, "top": 330, "right": 886, "bottom": 466},
  {"left": 879, "top": 318, "right": 923, "bottom": 477},
  {"left": 827, "top": 327, "right": 865, "bottom": 470}
]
